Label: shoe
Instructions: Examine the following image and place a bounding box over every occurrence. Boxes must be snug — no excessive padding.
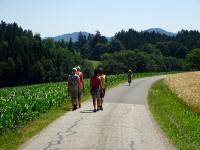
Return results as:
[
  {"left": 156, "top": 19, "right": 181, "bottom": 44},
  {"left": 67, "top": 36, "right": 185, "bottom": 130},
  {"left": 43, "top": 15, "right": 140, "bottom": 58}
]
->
[
  {"left": 97, "top": 108, "right": 99, "bottom": 111},
  {"left": 72, "top": 104, "right": 77, "bottom": 111},
  {"left": 93, "top": 109, "right": 96, "bottom": 112},
  {"left": 100, "top": 106, "right": 103, "bottom": 110}
]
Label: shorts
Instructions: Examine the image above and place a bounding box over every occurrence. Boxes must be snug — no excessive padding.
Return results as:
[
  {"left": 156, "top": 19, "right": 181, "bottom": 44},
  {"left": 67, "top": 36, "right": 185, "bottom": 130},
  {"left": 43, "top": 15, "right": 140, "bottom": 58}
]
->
[
  {"left": 78, "top": 89, "right": 82, "bottom": 98},
  {"left": 69, "top": 88, "right": 78, "bottom": 105},
  {"left": 100, "top": 88, "right": 105, "bottom": 98},
  {"left": 90, "top": 88, "right": 100, "bottom": 99},
  {"left": 128, "top": 77, "right": 131, "bottom": 83}
]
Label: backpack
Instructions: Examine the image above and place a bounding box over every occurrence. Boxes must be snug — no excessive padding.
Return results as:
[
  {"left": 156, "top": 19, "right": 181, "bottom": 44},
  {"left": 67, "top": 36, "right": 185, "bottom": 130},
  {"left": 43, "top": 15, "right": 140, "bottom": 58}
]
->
[
  {"left": 76, "top": 71, "right": 84, "bottom": 88},
  {"left": 100, "top": 74, "right": 106, "bottom": 89},
  {"left": 68, "top": 74, "right": 79, "bottom": 88}
]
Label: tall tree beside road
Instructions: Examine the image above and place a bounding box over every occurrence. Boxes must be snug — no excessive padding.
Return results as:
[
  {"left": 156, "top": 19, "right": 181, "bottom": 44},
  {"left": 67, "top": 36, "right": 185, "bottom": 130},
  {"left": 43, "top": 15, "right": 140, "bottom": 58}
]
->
[{"left": 187, "top": 48, "right": 200, "bottom": 70}]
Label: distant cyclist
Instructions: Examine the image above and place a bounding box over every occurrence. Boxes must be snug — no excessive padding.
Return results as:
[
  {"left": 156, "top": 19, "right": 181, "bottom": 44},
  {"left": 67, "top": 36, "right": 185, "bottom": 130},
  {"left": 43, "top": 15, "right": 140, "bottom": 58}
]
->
[{"left": 128, "top": 69, "right": 132, "bottom": 86}]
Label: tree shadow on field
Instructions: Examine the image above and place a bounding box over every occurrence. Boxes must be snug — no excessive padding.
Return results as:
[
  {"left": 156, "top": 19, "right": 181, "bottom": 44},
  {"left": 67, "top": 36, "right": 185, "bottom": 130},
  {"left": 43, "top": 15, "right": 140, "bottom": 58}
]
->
[{"left": 80, "top": 110, "right": 94, "bottom": 113}]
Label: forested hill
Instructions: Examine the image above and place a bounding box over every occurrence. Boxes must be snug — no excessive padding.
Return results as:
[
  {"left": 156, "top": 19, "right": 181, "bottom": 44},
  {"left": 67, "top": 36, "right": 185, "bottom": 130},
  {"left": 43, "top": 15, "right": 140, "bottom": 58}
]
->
[
  {"left": 0, "top": 21, "right": 200, "bottom": 87},
  {"left": 48, "top": 28, "right": 175, "bottom": 42},
  {"left": 47, "top": 32, "right": 91, "bottom": 42},
  {"left": 145, "top": 28, "right": 176, "bottom": 36},
  {"left": 47, "top": 32, "right": 113, "bottom": 42}
]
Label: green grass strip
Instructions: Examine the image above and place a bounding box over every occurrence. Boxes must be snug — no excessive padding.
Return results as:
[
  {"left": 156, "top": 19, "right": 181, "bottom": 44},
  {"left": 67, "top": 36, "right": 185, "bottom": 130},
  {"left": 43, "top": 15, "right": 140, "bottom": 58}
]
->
[{"left": 148, "top": 80, "right": 200, "bottom": 150}]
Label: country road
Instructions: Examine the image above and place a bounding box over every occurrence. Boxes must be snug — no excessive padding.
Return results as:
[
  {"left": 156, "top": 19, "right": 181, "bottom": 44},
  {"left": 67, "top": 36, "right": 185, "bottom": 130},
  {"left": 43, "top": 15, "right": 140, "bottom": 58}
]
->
[{"left": 19, "top": 76, "right": 175, "bottom": 150}]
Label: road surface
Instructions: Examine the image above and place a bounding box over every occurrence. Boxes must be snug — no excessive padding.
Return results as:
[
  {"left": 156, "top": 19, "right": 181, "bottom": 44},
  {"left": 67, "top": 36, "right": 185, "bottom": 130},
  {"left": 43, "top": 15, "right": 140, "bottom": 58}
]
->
[{"left": 19, "top": 76, "right": 175, "bottom": 150}]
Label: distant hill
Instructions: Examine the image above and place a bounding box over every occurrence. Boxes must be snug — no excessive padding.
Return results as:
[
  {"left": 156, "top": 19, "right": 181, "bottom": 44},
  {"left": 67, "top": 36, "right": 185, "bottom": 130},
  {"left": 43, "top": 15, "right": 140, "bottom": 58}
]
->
[
  {"left": 47, "top": 28, "right": 176, "bottom": 42},
  {"left": 47, "top": 32, "right": 91, "bottom": 42},
  {"left": 47, "top": 32, "right": 112, "bottom": 42},
  {"left": 145, "top": 28, "right": 177, "bottom": 36}
]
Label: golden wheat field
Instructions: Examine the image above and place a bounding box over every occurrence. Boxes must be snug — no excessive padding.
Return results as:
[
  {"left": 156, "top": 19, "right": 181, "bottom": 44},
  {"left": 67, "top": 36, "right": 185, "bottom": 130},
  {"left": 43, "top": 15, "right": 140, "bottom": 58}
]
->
[{"left": 165, "top": 71, "right": 200, "bottom": 112}]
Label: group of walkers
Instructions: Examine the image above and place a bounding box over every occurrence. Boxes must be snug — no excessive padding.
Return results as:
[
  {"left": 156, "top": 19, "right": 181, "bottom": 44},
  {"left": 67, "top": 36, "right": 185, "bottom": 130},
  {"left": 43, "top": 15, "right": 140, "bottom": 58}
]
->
[
  {"left": 67, "top": 66, "right": 107, "bottom": 112},
  {"left": 90, "top": 68, "right": 107, "bottom": 112}
]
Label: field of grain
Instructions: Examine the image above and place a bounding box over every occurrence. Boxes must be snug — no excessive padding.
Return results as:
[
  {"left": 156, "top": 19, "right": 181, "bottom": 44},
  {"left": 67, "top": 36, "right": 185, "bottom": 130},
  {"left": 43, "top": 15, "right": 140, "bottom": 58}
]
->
[{"left": 165, "top": 71, "right": 200, "bottom": 112}]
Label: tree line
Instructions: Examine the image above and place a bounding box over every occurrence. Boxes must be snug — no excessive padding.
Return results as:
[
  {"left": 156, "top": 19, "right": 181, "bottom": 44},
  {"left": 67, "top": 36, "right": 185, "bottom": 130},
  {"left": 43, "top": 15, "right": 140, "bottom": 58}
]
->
[
  {"left": 73, "top": 29, "right": 200, "bottom": 74},
  {"left": 0, "top": 21, "right": 93, "bottom": 87},
  {"left": 0, "top": 21, "right": 200, "bottom": 86}
]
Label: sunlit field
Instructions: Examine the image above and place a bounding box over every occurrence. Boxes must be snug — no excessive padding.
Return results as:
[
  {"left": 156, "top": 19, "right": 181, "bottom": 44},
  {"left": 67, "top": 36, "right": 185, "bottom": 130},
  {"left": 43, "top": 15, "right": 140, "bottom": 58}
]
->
[
  {"left": 165, "top": 72, "right": 200, "bottom": 112},
  {"left": 0, "top": 74, "right": 128, "bottom": 131}
]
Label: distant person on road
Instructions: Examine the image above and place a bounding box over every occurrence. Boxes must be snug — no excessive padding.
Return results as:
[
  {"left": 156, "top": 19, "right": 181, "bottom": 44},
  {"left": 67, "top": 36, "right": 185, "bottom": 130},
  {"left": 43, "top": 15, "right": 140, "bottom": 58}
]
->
[
  {"left": 68, "top": 68, "right": 80, "bottom": 111},
  {"left": 128, "top": 69, "right": 132, "bottom": 86},
  {"left": 98, "top": 67, "right": 107, "bottom": 111},
  {"left": 90, "top": 69, "right": 101, "bottom": 112},
  {"left": 76, "top": 66, "right": 84, "bottom": 108}
]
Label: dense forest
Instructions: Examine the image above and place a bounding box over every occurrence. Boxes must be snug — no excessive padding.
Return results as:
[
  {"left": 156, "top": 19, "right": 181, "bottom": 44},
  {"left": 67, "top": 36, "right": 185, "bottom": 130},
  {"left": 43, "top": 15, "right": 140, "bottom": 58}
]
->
[
  {"left": 0, "top": 21, "right": 200, "bottom": 86},
  {"left": 0, "top": 21, "right": 93, "bottom": 87}
]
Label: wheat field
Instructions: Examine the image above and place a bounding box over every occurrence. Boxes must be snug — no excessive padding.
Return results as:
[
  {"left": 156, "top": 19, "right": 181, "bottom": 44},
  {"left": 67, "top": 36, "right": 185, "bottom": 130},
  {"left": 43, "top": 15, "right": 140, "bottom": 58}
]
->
[{"left": 165, "top": 71, "right": 200, "bottom": 112}]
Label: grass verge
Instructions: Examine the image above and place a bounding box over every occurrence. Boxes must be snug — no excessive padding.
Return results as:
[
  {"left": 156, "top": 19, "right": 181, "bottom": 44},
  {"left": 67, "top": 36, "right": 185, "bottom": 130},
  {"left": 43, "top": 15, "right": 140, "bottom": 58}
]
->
[
  {"left": 0, "top": 72, "right": 178, "bottom": 150},
  {"left": 148, "top": 79, "right": 200, "bottom": 150}
]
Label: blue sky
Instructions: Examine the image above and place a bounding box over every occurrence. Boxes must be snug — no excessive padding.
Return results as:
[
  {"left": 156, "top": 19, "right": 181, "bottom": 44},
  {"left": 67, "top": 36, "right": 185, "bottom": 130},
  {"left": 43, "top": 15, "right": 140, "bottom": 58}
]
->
[{"left": 0, "top": 0, "right": 200, "bottom": 37}]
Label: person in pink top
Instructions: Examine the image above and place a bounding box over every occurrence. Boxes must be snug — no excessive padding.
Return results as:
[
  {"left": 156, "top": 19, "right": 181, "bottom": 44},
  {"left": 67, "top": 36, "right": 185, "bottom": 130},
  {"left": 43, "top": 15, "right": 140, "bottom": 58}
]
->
[
  {"left": 90, "top": 69, "right": 101, "bottom": 112},
  {"left": 75, "top": 66, "right": 84, "bottom": 108}
]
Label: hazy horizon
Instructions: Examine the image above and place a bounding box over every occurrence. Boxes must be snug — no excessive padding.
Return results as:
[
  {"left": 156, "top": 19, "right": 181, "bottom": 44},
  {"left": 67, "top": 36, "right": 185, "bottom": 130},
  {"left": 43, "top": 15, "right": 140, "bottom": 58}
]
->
[{"left": 45, "top": 28, "right": 177, "bottom": 38}]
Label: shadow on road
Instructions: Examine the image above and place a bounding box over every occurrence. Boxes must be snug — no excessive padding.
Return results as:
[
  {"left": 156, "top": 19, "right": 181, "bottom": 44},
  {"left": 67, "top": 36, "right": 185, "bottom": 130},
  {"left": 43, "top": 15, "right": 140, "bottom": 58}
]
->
[
  {"left": 130, "top": 140, "right": 135, "bottom": 150},
  {"left": 123, "top": 84, "right": 131, "bottom": 86},
  {"left": 80, "top": 110, "right": 94, "bottom": 113}
]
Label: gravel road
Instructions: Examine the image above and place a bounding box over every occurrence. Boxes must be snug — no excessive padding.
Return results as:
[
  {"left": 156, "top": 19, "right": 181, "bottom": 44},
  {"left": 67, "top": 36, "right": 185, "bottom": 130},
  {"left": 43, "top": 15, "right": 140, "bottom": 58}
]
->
[{"left": 19, "top": 76, "right": 175, "bottom": 150}]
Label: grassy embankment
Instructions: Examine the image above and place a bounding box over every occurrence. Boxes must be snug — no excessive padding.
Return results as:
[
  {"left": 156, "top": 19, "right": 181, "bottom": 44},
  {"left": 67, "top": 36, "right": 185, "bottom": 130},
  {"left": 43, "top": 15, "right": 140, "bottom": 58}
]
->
[
  {"left": 0, "top": 72, "right": 175, "bottom": 150},
  {"left": 148, "top": 72, "right": 200, "bottom": 150}
]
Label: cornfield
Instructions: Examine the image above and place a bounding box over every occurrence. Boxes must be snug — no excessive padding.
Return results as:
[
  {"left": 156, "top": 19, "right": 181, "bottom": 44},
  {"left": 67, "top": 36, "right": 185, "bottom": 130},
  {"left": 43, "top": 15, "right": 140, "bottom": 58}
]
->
[
  {"left": 165, "top": 71, "right": 200, "bottom": 112},
  {"left": 0, "top": 74, "right": 127, "bottom": 131}
]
